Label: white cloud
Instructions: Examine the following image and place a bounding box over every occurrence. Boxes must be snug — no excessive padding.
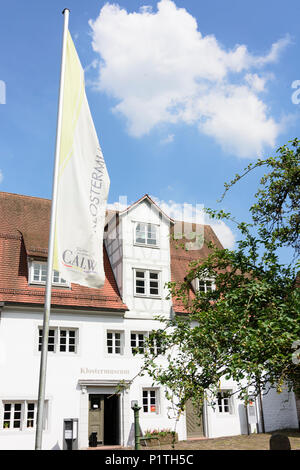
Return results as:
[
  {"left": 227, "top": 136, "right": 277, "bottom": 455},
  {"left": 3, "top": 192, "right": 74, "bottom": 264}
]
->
[
  {"left": 210, "top": 220, "right": 236, "bottom": 250},
  {"left": 0, "top": 170, "right": 3, "bottom": 184},
  {"left": 196, "top": 84, "right": 280, "bottom": 157},
  {"left": 84, "top": 59, "right": 99, "bottom": 73},
  {"left": 89, "top": 0, "right": 290, "bottom": 158},
  {"left": 160, "top": 133, "right": 174, "bottom": 144},
  {"left": 244, "top": 73, "right": 267, "bottom": 92}
]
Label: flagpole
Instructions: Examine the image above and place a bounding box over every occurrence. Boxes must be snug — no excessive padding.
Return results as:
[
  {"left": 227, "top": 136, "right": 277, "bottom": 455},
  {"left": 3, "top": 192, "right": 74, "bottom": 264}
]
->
[{"left": 35, "top": 8, "right": 70, "bottom": 450}]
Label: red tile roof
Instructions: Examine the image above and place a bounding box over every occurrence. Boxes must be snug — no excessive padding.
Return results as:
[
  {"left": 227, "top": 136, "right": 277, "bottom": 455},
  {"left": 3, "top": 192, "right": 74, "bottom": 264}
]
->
[{"left": 0, "top": 192, "right": 127, "bottom": 311}]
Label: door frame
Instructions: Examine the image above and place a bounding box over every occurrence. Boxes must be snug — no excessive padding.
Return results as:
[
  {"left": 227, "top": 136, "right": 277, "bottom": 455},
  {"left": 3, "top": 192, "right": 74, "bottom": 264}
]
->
[
  {"left": 185, "top": 398, "right": 206, "bottom": 438},
  {"left": 79, "top": 380, "right": 130, "bottom": 448}
]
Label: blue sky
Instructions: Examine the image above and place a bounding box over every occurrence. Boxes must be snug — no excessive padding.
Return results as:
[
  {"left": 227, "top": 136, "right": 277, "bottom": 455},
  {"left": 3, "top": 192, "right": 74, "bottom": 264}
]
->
[{"left": 0, "top": 0, "right": 299, "bottom": 252}]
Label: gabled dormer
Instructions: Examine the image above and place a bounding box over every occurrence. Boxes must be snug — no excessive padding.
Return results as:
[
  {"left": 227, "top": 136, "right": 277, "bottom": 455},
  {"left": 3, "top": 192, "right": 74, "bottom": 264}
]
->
[{"left": 104, "top": 195, "right": 174, "bottom": 318}]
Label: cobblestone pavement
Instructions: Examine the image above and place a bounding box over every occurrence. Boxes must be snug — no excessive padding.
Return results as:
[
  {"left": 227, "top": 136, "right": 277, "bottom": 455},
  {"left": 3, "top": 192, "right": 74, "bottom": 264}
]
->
[{"left": 140, "top": 429, "right": 300, "bottom": 450}]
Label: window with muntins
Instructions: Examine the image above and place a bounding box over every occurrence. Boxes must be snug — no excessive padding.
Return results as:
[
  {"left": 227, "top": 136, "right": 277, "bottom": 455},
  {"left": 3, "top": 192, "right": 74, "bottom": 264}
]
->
[
  {"left": 2, "top": 401, "right": 46, "bottom": 430},
  {"left": 29, "top": 261, "right": 69, "bottom": 287},
  {"left": 148, "top": 332, "right": 162, "bottom": 355},
  {"left": 38, "top": 328, "right": 56, "bottom": 352},
  {"left": 131, "top": 332, "right": 147, "bottom": 354},
  {"left": 197, "top": 278, "right": 215, "bottom": 293},
  {"left": 134, "top": 269, "right": 160, "bottom": 297},
  {"left": 142, "top": 389, "right": 159, "bottom": 414},
  {"left": 135, "top": 223, "right": 158, "bottom": 247},
  {"left": 59, "top": 329, "right": 77, "bottom": 352},
  {"left": 131, "top": 331, "right": 162, "bottom": 355},
  {"left": 38, "top": 327, "right": 78, "bottom": 353},
  {"left": 107, "top": 331, "right": 123, "bottom": 355},
  {"left": 217, "top": 391, "right": 232, "bottom": 413}
]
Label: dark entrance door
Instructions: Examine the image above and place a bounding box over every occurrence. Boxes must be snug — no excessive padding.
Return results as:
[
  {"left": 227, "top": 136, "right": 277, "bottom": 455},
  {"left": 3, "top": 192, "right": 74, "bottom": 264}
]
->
[
  {"left": 186, "top": 399, "right": 204, "bottom": 438},
  {"left": 88, "top": 394, "right": 104, "bottom": 445},
  {"left": 104, "top": 394, "right": 120, "bottom": 445},
  {"left": 88, "top": 394, "right": 120, "bottom": 446}
]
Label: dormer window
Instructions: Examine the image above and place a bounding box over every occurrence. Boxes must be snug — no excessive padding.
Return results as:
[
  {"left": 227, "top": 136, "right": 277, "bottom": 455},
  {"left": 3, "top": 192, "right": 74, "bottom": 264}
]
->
[
  {"left": 192, "top": 277, "right": 215, "bottom": 294},
  {"left": 29, "top": 261, "right": 69, "bottom": 287},
  {"left": 134, "top": 222, "right": 158, "bottom": 247},
  {"left": 198, "top": 279, "right": 214, "bottom": 293}
]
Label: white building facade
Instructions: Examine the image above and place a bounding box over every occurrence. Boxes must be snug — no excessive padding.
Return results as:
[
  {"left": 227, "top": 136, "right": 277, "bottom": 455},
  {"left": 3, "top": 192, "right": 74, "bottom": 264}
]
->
[{"left": 0, "top": 192, "right": 298, "bottom": 450}]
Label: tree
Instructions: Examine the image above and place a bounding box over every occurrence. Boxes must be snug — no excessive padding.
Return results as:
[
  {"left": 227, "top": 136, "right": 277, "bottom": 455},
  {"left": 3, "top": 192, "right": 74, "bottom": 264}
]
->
[
  {"left": 220, "top": 137, "right": 300, "bottom": 257},
  {"left": 140, "top": 139, "right": 300, "bottom": 418}
]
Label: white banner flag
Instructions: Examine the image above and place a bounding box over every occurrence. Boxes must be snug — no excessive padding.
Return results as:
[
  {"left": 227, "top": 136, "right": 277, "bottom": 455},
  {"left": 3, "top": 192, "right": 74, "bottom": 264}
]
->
[{"left": 53, "top": 31, "right": 110, "bottom": 288}]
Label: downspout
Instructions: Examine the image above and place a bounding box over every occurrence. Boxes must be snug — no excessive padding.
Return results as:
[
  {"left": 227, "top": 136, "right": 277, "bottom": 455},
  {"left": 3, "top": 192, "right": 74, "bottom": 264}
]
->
[
  {"left": 256, "top": 378, "right": 266, "bottom": 433},
  {"left": 204, "top": 396, "right": 210, "bottom": 437}
]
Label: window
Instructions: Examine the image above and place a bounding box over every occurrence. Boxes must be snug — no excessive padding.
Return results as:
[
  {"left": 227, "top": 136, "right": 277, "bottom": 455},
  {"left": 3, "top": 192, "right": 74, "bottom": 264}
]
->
[
  {"left": 131, "top": 332, "right": 147, "bottom": 354},
  {"left": 135, "top": 223, "right": 158, "bottom": 247},
  {"left": 3, "top": 403, "right": 22, "bottom": 429},
  {"left": 107, "top": 331, "right": 124, "bottom": 355},
  {"left": 134, "top": 269, "right": 160, "bottom": 297},
  {"left": 131, "top": 331, "right": 162, "bottom": 355},
  {"left": 59, "top": 329, "right": 77, "bottom": 353},
  {"left": 2, "top": 401, "right": 46, "bottom": 430},
  {"left": 217, "top": 391, "right": 232, "bottom": 413},
  {"left": 26, "top": 403, "right": 36, "bottom": 429},
  {"left": 38, "top": 327, "right": 78, "bottom": 353},
  {"left": 148, "top": 332, "right": 162, "bottom": 356},
  {"left": 142, "top": 389, "right": 159, "bottom": 414},
  {"left": 197, "top": 278, "right": 215, "bottom": 293},
  {"left": 38, "top": 328, "right": 56, "bottom": 352},
  {"left": 29, "top": 261, "right": 69, "bottom": 287}
]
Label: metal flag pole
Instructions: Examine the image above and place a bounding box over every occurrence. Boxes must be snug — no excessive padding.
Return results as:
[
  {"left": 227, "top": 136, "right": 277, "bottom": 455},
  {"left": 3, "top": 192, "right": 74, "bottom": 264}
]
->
[{"left": 35, "top": 8, "right": 70, "bottom": 450}]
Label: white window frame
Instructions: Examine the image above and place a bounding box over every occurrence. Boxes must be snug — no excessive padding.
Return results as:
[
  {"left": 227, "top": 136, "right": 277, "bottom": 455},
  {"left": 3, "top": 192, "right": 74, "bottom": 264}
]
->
[
  {"left": 106, "top": 330, "right": 124, "bottom": 355},
  {"left": 38, "top": 327, "right": 57, "bottom": 352},
  {"left": 131, "top": 331, "right": 148, "bottom": 355},
  {"left": 196, "top": 278, "right": 215, "bottom": 294},
  {"left": 134, "top": 222, "right": 159, "bottom": 248},
  {"left": 1, "top": 400, "right": 47, "bottom": 431},
  {"left": 142, "top": 388, "right": 160, "bottom": 415},
  {"left": 217, "top": 390, "right": 233, "bottom": 414},
  {"left": 58, "top": 328, "right": 78, "bottom": 353},
  {"left": 133, "top": 269, "right": 161, "bottom": 298},
  {"left": 25, "top": 402, "right": 36, "bottom": 429},
  {"left": 28, "top": 260, "right": 70, "bottom": 287},
  {"left": 2, "top": 402, "right": 23, "bottom": 430},
  {"left": 38, "top": 327, "right": 78, "bottom": 354},
  {"left": 148, "top": 331, "right": 162, "bottom": 356},
  {"left": 130, "top": 331, "right": 162, "bottom": 356}
]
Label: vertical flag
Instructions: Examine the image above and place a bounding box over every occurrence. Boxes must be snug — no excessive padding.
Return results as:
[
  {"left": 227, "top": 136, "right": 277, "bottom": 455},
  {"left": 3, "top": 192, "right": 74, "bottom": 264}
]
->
[{"left": 53, "top": 31, "right": 110, "bottom": 288}]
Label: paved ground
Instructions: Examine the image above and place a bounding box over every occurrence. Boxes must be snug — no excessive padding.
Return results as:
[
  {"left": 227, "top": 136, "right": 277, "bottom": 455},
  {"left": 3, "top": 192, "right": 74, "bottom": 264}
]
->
[
  {"left": 85, "top": 429, "right": 300, "bottom": 450},
  {"left": 139, "top": 429, "right": 300, "bottom": 450}
]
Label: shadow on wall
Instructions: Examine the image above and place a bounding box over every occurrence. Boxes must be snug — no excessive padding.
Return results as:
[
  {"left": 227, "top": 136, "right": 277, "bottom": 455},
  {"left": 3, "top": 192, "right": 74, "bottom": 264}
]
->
[
  {"left": 51, "top": 441, "right": 61, "bottom": 450},
  {"left": 126, "top": 422, "right": 143, "bottom": 448}
]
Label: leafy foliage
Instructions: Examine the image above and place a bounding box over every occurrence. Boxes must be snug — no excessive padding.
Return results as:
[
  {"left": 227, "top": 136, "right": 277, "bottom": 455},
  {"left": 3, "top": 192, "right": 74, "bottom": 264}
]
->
[
  {"left": 220, "top": 138, "right": 300, "bottom": 256},
  {"left": 140, "top": 139, "right": 300, "bottom": 414}
]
